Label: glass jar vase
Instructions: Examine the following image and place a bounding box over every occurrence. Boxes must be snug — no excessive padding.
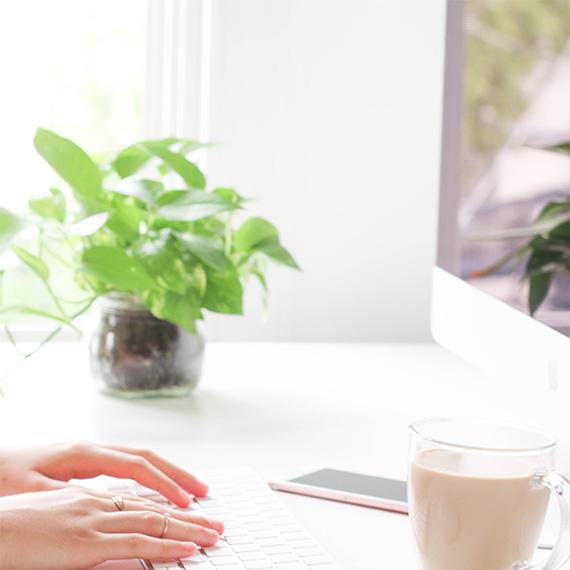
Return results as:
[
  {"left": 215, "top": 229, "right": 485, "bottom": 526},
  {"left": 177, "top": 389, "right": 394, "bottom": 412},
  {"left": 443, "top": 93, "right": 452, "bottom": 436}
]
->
[{"left": 89, "top": 293, "right": 204, "bottom": 398}]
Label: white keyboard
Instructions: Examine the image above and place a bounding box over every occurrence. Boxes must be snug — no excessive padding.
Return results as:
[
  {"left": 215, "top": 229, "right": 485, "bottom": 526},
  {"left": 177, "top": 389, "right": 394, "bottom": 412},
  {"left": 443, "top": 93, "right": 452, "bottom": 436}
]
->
[{"left": 106, "top": 469, "right": 340, "bottom": 570}]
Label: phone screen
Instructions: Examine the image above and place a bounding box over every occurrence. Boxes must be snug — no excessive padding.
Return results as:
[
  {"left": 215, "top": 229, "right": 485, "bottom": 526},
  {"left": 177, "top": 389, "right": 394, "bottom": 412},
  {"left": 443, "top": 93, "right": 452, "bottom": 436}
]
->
[{"left": 289, "top": 468, "right": 408, "bottom": 503}]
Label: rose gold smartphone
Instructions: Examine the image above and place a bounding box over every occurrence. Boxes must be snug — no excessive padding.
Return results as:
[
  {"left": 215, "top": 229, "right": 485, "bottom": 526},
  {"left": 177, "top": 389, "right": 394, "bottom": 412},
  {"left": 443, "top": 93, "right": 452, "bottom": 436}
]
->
[{"left": 268, "top": 468, "right": 408, "bottom": 514}]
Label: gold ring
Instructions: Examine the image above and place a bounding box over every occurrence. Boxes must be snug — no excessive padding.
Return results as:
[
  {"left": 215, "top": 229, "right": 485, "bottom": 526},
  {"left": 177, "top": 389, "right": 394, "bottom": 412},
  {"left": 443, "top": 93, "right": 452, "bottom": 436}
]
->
[
  {"left": 111, "top": 496, "right": 125, "bottom": 511},
  {"left": 159, "top": 512, "right": 171, "bottom": 539}
]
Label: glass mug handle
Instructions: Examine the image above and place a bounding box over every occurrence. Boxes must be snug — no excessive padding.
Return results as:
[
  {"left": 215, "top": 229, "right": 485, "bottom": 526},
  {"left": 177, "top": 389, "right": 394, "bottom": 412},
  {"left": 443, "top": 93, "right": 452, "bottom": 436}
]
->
[{"left": 513, "top": 471, "right": 570, "bottom": 570}]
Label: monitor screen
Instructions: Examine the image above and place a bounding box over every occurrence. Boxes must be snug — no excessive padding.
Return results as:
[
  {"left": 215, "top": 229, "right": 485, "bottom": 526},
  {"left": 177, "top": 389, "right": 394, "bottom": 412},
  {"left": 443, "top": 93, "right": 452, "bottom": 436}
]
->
[{"left": 440, "top": 0, "right": 570, "bottom": 338}]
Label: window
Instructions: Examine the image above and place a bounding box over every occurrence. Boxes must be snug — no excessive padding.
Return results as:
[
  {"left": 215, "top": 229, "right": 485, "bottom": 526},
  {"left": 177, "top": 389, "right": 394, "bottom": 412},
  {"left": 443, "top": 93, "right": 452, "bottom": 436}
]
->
[{"left": 1, "top": 0, "right": 148, "bottom": 340}]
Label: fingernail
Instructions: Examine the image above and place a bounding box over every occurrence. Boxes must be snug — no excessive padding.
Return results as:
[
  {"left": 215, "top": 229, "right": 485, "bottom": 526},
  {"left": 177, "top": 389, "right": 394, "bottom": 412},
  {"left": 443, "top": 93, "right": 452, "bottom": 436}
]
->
[
  {"left": 181, "top": 542, "right": 198, "bottom": 554},
  {"left": 196, "top": 482, "right": 209, "bottom": 496},
  {"left": 207, "top": 519, "right": 225, "bottom": 533},
  {"left": 207, "top": 529, "right": 220, "bottom": 541},
  {"left": 178, "top": 491, "right": 192, "bottom": 506}
]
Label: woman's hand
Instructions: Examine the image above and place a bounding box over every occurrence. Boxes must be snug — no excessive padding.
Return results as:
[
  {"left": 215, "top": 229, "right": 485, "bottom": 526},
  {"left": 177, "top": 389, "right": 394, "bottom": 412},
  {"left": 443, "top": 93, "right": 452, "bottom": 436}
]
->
[
  {"left": 0, "top": 486, "right": 224, "bottom": 570},
  {"left": 0, "top": 442, "right": 208, "bottom": 507}
]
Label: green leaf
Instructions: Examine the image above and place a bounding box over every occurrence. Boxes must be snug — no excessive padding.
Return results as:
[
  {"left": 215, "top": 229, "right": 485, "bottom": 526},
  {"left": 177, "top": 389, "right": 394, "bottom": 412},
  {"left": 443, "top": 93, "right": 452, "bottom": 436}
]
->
[
  {"left": 112, "top": 144, "right": 152, "bottom": 178},
  {"left": 542, "top": 142, "right": 570, "bottom": 156},
  {"left": 234, "top": 218, "right": 279, "bottom": 252},
  {"left": 132, "top": 234, "right": 187, "bottom": 295},
  {"left": 0, "top": 305, "right": 72, "bottom": 326},
  {"left": 11, "top": 246, "right": 49, "bottom": 281},
  {"left": 105, "top": 203, "right": 142, "bottom": 242},
  {"left": 143, "top": 286, "right": 202, "bottom": 333},
  {"left": 535, "top": 199, "right": 570, "bottom": 224},
  {"left": 177, "top": 140, "right": 210, "bottom": 154},
  {"left": 176, "top": 232, "right": 228, "bottom": 273},
  {"left": 110, "top": 178, "right": 162, "bottom": 204},
  {"left": 203, "top": 265, "right": 243, "bottom": 315},
  {"left": 253, "top": 238, "right": 300, "bottom": 269},
  {"left": 139, "top": 142, "right": 206, "bottom": 189},
  {"left": 214, "top": 187, "right": 246, "bottom": 206},
  {"left": 156, "top": 190, "right": 238, "bottom": 222},
  {"left": 64, "top": 213, "right": 110, "bottom": 236},
  {"left": 0, "top": 208, "right": 28, "bottom": 254},
  {"left": 156, "top": 190, "right": 186, "bottom": 207},
  {"left": 549, "top": 220, "right": 570, "bottom": 241},
  {"left": 528, "top": 272, "right": 553, "bottom": 316},
  {"left": 29, "top": 188, "right": 66, "bottom": 223},
  {"left": 234, "top": 218, "right": 299, "bottom": 269},
  {"left": 113, "top": 138, "right": 208, "bottom": 179},
  {"left": 525, "top": 237, "right": 567, "bottom": 278},
  {"left": 81, "top": 246, "right": 156, "bottom": 294},
  {"left": 33, "top": 128, "right": 102, "bottom": 198}
]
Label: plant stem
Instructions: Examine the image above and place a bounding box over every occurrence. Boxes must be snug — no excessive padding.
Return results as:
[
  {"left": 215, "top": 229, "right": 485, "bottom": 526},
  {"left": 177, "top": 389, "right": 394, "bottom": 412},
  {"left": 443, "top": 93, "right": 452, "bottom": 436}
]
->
[
  {"left": 4, "top": 326, "right": 27, "bottom": 357},
  {"left": 41, "top": 239, "right": 75, "bottom": 269},
  {"left": 225, "top": 211, "right": 233, "bottom": 257},
  {"left": 470, "top": 243, "right": 528, "bottom": 279},
  {"left": 45, "top": 281, "right": 69, "bottom": 320},
  {"left": 0, "top": 297, "right": 97, "bottom": 387}
]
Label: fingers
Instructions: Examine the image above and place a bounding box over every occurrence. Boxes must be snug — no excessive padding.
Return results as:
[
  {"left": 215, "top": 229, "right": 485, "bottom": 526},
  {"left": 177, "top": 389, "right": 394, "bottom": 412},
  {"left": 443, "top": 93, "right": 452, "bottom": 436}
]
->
[
  {"left": 103, "top": 444, "right": 209, "bottom": 498},
  {"left": 64, "top": 445, "right": 194, "bottom": 508},
  {"left": 99, "top": 512, "right": 220, "bottom": 547},
  {"left": 100, "top": 494, "right": 225, "bottom": 535},
  {"left": 97, "top": 533, "right": 199, "bottom": 561},
  {"left": 59, "top": 442, "right": 208, "bottom": 507}
]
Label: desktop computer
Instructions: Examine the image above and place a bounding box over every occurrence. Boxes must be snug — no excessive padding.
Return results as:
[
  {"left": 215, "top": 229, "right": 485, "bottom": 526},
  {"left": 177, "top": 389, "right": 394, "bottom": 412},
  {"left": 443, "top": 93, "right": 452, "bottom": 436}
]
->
[{"left": 432, "top": 0, "right": 570, "bottom": 470}]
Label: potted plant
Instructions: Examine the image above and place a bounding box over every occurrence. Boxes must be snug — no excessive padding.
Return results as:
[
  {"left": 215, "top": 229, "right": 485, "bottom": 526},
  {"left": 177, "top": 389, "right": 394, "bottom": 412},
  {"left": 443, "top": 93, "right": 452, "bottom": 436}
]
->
[
  {"left": 0, "top": 129, "right": 298, "bottom": 397},
  {"left": 471, "top": 142, "right": 569, "bottom": 317}
]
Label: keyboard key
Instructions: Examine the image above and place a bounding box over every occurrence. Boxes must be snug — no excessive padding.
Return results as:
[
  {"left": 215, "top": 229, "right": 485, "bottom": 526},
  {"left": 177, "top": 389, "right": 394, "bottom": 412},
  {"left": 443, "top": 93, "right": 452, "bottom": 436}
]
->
[
  {"left": 232, "top": 508, "right": 259, "bottom": 517},
  {"left": 244, "top": 523, "right": 272, "bottom": 532},
  {"left": 203, "top": 544, "right": 233, "bottom": 557},
  {"left": 250, "top": 530, "right": 278, "bottom": 540},
  {"left": 270, "top": 553, "right": 299, "bottom": 564},
  {"left": 232, "top": 544, "right": 262, "bottom": 554},
  {"left": 179, "top": 561, "right": 214, "bottom": 569},
  {"left": 264, "top": 546, "right": 292, "bottom": 556},
  {"left": 294, "top": 548, "right": 322, "bottom": 558},
  {"left": 208, "top": 554, "right": 240, "bottom": 566},
  {"left": 200, "top": 565, "right": 243, "bottom": 570},
  {"left": 221, "top": 519, "right": 242, "bottom": 529},
  {"left": 226, "top": 535, "right": 256, "bottom": 546},
  {"left": 225, "top": 500, "right": 251, "bottom": 508},
  {"left": 203, "top": 507, "right": 232, "bottom": 515},
  {"left": 280, "top": 532, "right": 307, "bottom": 541},
  {"left": 243, "top": 560, "right": 272, "bottom": 570},
  {"left": 303, "top": 556, "right": 330, "bottom": 565},
  {"left": 237, "top": 515, "right": 266, "bottom": 524},
  {"left": 272, "top": 524, "right": 301, "bottom": 533},
  {"left": 288, "top": 539, "right": 314, "bottom": 549},
  {"left": 256, "top": 538, "right": 286, "bottom": 548},
  {"left": 237, "top": 551, "right": 267, "bottom": 561},
  {"left": 266, "top": 514, "right": 290, "bottom": 521},
  {"left": 276, "top": 563, "right": 307, "bottom": 570},
  {"left": 182, "top": 552, "right": 208, "bottom": 563},
  {"left": 223, "top": 527, "right": 249, "bottom": 538}
]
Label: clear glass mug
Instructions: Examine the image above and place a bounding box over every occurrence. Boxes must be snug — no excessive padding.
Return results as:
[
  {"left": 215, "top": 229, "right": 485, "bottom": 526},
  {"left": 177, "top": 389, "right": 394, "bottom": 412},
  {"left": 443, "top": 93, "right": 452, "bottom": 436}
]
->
[{"left": 408, "top": 418, "right": 570, "bottom": 570}]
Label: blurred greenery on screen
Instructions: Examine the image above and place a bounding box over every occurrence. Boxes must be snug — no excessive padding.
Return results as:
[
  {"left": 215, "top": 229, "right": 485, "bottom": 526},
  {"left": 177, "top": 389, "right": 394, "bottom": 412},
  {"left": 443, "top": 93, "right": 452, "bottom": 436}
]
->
[{"left": 462, "top": 0, "right": 569, "bottom": 193}]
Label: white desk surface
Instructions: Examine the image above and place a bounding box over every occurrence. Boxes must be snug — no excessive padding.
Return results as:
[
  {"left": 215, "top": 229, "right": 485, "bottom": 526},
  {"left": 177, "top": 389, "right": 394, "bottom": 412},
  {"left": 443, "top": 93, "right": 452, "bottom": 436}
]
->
[{"left": 0, "top": 342, "right": 554, "bottom": 568}]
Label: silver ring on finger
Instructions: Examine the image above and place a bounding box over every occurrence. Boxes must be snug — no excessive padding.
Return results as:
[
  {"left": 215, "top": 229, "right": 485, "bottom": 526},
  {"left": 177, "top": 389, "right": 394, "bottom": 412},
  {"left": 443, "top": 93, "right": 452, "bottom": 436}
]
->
[
  {"left": 111, "top": 496, "right": 125, "bottom": 511},
  {"left": 159, "top": 512, "right": 171, "bottom": 539}
]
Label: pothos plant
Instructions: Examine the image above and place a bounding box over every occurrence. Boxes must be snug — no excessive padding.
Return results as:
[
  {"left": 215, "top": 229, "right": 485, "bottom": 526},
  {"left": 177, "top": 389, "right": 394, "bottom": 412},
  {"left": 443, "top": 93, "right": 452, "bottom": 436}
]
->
[
  {"left": 0, "top": 128, "right": 299, "bottom": 357},
  {"left": 471, "top": 141, "right": 570, "bottom": 316}
]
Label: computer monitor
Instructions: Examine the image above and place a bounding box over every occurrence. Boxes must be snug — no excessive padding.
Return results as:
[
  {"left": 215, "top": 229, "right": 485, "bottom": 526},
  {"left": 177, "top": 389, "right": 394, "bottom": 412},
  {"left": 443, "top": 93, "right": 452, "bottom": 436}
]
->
[{"left": 432, "top": 0, "right": 570, "bottom": 461}]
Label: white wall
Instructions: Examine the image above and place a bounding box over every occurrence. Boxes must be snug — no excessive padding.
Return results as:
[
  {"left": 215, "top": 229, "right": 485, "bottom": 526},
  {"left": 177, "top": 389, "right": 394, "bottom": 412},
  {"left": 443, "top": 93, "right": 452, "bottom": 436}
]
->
[{"left": 199, "top": 0, "right": 447, "bottom": 342}]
